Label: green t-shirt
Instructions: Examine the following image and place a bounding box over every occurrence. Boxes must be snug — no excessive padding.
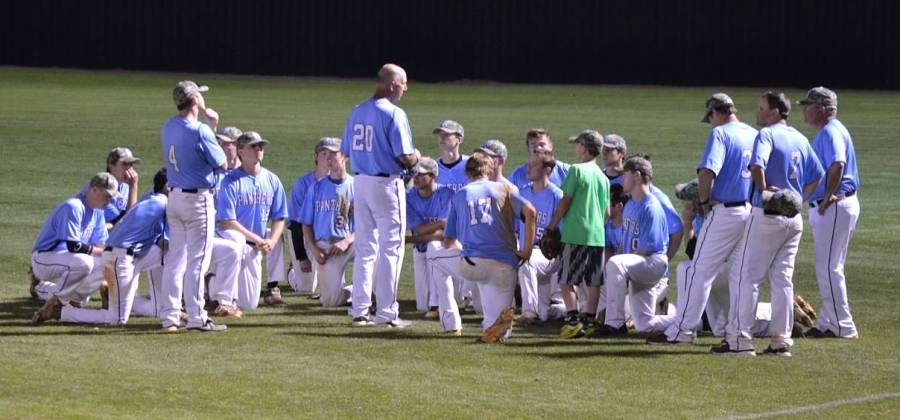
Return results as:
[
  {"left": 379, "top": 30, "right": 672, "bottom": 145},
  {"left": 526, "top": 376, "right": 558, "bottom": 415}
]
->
[{"left": 559, "top": 161, "right": 609, "bottom": 246}]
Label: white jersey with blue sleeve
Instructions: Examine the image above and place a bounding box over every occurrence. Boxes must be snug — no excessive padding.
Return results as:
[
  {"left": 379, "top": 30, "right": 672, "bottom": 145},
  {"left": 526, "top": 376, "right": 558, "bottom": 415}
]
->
[
  {"left": 216, "top": 168, "right": 288, "bottom": 238},
  {"left": 289, "top": 171, "right": 320, "bottom": 224},
  {"left": 509, "top": 161, "right": 571, "bottom": 189},
  {"left": 341, "top": 98, "right": 415, "bottom": 176},
  {"left": 161, "top": 116, "right": 226, "bottom": 189},
  {"left": 436, "top": 155, "right": 469, "bottom": 192},
  {"left": 517, "top": 183, "right": 563, "bottom": 248},
  {"left": 299, "top": 175, "right": 354, "bottom": 242},
  {"left": 809, "top": 119, "right": 859, "bottom": 202},
  {"left": 445, "top": 180, "right": 526, "bottom": 267},
  {"left": 622, "top": 194, "right": 668, "bottom": 255},
  {"left": 106, "top": 193, "right": 167, "bottom": 258},
  {"left": 605, "top": 220, "right": 625, "bottom": 255},
  {"left": 32, "top": 194, "right": 107, "bottom": 253},
  {"left": 649, "top": 184, "right": 684, "bottom": 235},
  {"left": 750, "top": 124, "right": 825, "bottom": 207},
  {"left": 697, "top": 121, "right": 758, "bottom": 203}
]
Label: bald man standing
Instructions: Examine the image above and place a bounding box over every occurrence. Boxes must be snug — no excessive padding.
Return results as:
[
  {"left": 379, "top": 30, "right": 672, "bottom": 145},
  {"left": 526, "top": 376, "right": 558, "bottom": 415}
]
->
[{"left": 341, "top": 64, "right": 421, "bottom": 328}]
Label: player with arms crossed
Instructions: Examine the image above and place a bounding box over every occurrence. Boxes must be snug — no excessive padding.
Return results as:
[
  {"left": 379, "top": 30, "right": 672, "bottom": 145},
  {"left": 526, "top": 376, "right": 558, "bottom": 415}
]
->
[{"left": 286, "top": 138, "right": 333, "bottom": 295}]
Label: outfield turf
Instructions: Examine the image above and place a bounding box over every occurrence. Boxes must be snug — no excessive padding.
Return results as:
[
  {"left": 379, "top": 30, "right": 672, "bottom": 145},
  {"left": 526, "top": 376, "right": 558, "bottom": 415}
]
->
[{"left": 1, "top": 67, "right": 898, "bottom": 418}]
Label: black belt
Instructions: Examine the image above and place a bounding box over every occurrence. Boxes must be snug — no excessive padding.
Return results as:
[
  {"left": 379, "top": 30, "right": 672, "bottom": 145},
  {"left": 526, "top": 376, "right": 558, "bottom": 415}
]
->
[
  {"left": 810, "top": 190, "right": 855, "bottom": 208},
  {"left": 464, "top": 257, "right": 476, "bottom": 266},
  {"left": 723, "top": 201, "right": 747, "bottom": 208},
  {"left": 104, "top": 246, "right": 135, "bottom": 256},
  {"left": 763, "top": 210, "right": 781, "bottom": 216},
  {"left": 355, "top": 172, "right": 394, "bottom": 178}
]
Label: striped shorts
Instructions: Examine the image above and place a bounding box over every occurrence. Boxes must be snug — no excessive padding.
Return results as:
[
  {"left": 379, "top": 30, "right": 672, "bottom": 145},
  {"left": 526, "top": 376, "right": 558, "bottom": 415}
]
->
[{"left": 559, "top": 243, "right": 605, "bottom": 286}]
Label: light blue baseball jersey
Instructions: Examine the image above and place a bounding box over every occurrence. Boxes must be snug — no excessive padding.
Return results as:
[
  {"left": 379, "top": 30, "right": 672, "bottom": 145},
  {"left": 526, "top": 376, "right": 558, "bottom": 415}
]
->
[
  {"left": 697, "top": 121, "right": 758, "bottom": 203},
  {"left": 213, "top": 167, "right": 237, "bottom": 199},
  {"left": 160, "top": 116, "right": 226, "bottom": 189},
  {"left": 508, "top": 160, "right": 571, "bottom": 189},
  {"left": 407, "top": 185, "right": 454, "bottom": 252},
  {"left": 809, "top": 119, "right": 860, "bottom": 202},
  {"left": 33, "top": 194, "right": 108, "bottom": 253},
  {"left": 299, "top": 175, "right": 354, "bottom": 242},
  {"left": 605, "top": 220, "right": 625, "bottom": 255},
  {"left": 106, "top": 193, "right": 167, "bottom": 258},
  {"left": 81, "top": 180, "right": 129, "bottom": 223},
  {"left": 750, "top": 124, "right": 825, "bottom": 207},
  {"left": 649, "top": 184, "right": 684, "bottom": 235},
  {"left": 445, "top": 180, "right": 526, "bottom": 267},
  {"left": 436, "top": 155, "right": 469, "bottom": 192},
  {"left": 289, "top": 171, "right": 322, "bottom": 223},
  {"left": 217, "top": 167, "right": 288, "bottom": 238},
  {"left": 622, "top": 194, "right": 668, "bottom": 255},
  {"left": 517, "top": 182, "right": 563, "bottom": 248},
  {"left": 341, "top": 98, "right": 415, "bottom": 176}
]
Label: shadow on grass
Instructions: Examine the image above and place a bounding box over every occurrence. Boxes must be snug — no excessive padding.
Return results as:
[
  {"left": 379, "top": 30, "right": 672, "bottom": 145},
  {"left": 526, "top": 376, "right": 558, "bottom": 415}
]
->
[
  {"left": 522, "top": 348, "right": 707, "bottom": 359},
  {"left": 281, "top": 329, "right": 449, "bottom": 341},
  {"left": 0, "top": 297, "right": 43, "bottom": 320}
]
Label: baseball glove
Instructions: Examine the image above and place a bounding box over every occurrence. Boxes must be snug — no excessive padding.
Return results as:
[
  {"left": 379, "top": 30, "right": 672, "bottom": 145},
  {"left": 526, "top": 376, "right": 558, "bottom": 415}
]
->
[
  {"left": 540, "top": 228, "right": 562, "bottom": 259},
  {"left": 761, "top": 189, "right": 803, "bottom": 218},
  {"left": 792, "top": 294, "right": 818, "bottom": 337}
]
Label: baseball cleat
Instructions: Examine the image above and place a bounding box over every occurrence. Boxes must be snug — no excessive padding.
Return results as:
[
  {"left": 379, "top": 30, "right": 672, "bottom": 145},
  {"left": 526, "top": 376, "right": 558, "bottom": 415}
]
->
[
  {"left": 188, "top": 320, "right": 227, "bottom": 332},
  {"left": 646, "top": 334, "right": 692, "bottom": 346},
  {"left": 514, "top": 314, "right": 540, "bottom": 326},
  {"left": 592, "top": 323, "right": 627, "bottom": 338},
  {"left": 761, "top": 345, "right": 792, "bottom": 357},
  {"left": 262, "top": 287, "right": 286, "bottom": 306},
  {"left": 424, "top": 308, "right": 439, "bottom": 319},
  {"left": 161, "top": 324, "right": 183, "bottom": 333},
  {"left": 481, "top": 308, "right": 514, "bottom": 343},
  {"left": 351, "top": 316, "right": 374, "bottom": 327},
  {"left": 31, "top": 295, "right": 62, "bottom": 324},
  {"left": 212, "top": 304, "right": 243, "bottom": 318},
  {"left": 559, "top": 317, "right": 586, "bottom": 339},
  {"left": 446, "top": 329, "right": 463, "bottom": 337},
  {"left": 709, "top": 342, "right": 756, "bottom": 357},
  {"left": 376, "top": 318, "right": 413, "bottom": 329}
]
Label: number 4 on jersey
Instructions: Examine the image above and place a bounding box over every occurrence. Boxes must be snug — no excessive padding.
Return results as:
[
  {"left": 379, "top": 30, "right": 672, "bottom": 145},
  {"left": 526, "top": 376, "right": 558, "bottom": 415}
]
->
[{"left": 168, "top": 145, "right": 180, "bottom": 172}]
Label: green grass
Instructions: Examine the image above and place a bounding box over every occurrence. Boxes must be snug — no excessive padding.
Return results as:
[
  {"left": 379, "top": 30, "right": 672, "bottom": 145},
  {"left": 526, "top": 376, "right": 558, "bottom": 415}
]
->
[{"left": 1, "top": 67, "right": 898, "bottom": 418}]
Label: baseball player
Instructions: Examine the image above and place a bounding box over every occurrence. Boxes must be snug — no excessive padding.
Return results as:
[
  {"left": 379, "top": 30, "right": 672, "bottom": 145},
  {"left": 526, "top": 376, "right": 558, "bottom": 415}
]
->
[
  {"left": 715, "top": 91, "right": 825, "bottom": 356},
  {"left": 300, "top": 139, "right": 355, "bottom": 307},
  {"left": 160, "top": 80, "right": 227, "bottom": 332},
  {"left": 433, "top": 120, "right": 470, "bottom": 192},
  {"left": 600, "top": 134, "right": 627, "bottom": 184},
  {"left": 406, "top": 158, "right": 455, "bottom": 315},
  {"left": 216, "top": 131, "right": 288, "bottom": 310},
  {"left": 96, "top": 147, "right": 141, "bottom": 230},
  {"left": 800, "top": 87, "right": 862, "bottom": 339},
  {"left": 31, "top": 173, "right": 115, "bottom": 323},
  {"left": 440, "top": 154, "right": 537, "bottom": 343},
  {"left": 286, "top": 138, "right": 333, "bottom": 295},
  {"left": 473, "top": 139, "right": 516, "bottom": 190},
  {"left": 602, "top": 156, "right": 673, "bottom": 335},
  {"left": 650, "top": 93, "right": 758, "bottom": 345},
  {"left": 508, "top": 128, "right": 571, "bottom": 189},
  {"left": 48, "top": 169, "right": 171, "bottom": 325},
  {"left": 213, "top": 126, "right": 243, "bottom": 193},
  {"left": 341, "top": 63, "right": 420, "bottom": 328},
  {"left": 546, "top": 130, "right": 610, "bottom": 339},
  {"left": 516, "top": 151, "right": 564, "bottom": 324}
]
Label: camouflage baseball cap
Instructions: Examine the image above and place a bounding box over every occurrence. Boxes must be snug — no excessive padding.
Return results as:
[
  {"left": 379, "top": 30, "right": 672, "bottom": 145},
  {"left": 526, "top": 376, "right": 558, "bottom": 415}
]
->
[
  {"left": 762, "top": 189, "right": 803, "bottom": 218},
  {"left": 107, "top": 147, "right": 141, "bottom": 165},
  {"left": 412, "top": 157, "right": 439, "bottom": 176},
  {"left": 624, "top": 155, "right": 653, "bottom": 181},
  {"left": 798, "top": 86, "right": 837, "bottom": 109},
  {"left": 172, "top": 80, "right": 209, "bottom": 108},
  {"left": 315, "top": 137, "right": 341, "bottom": 153},
  {"left": 236, "top": 131, "right": 270, "bottom": 148},
  {"left": 702, "top": 93, "right": 735, "bottom": 123},
  {"left": 90, "top": 172, "right": 119, "bottom": 198},
  {"left": 568, "top": 129, "right": 604, "bottom": 148},
  {"left": 216, "top": 126, "right": 243, "bottom": 143},
  {"left": 475, "top": 139, "right": 508, "bottom": 160},
  {"left": 674, "top": 178, "right": 700, "bottom": 202},
  {"left": 433, "top": 120, "right": 464, "bottom": 137},
  {"left": 602, "top": 134, "right": 627, "bottom": 151}
]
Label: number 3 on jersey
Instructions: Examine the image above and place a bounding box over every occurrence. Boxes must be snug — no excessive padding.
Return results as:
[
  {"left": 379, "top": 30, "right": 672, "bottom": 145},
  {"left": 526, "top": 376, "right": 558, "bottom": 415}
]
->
[
  {"left": 168, "top": 145, "right": 180, "bottom": 172},
  {"left": 352, "top": 124, "right": 374, "bottom": 152}
]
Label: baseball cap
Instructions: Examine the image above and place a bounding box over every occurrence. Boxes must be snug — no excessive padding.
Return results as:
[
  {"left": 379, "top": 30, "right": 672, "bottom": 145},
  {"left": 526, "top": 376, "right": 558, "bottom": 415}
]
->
[
  {"left": 315, "top": 137, "right": 341, "bottom": 153},
  {"left": 798, "top": 86, "right": 837, "bottom": 108},
  {"left": 623, "top": 155, "right": 653, "bottom": 180},
  {"left": 474, "top": 139, "right": 508, "bottom": 160},
  {"left": 674, "top": 178, "right": 700, "bottom": 202},
  {"left": 90, "top": 172, "right": 119, "bottom": 198},
  {"left": 433, "top": 120, "right": 464, "bottom": 137},
  {"left": 702, "top": 93, "right": 735, "bottom": 123},
  {"left": 236, "top": 131, "right": 270, "bottom": 148},
  {"left": 216, "top": 126, "right": 243, "bottom": 143},
  {"left": 568, "top": 129, "right": 604, "bottom": 149},
  {"left": 107, "top": 147, "right": 141, "bottom": 165},
  {"left": 412, "top": 157, "right": 439, "bottom": 176},
  {"left": 602, "top": 134, "right": 627, "bottom": 151},
  {"left": 172, "top": 80, "right": 209, "bottom": 108}
]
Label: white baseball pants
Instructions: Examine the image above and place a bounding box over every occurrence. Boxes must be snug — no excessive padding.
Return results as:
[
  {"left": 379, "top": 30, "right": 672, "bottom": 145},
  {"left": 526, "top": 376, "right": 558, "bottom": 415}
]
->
[
  {"left": 207, "top": 235, "right": 243, "bottom": 306},
  {"left": 412, "top": 246, "right": 437, "bottom": 312},
  {"left": 689, "top": 261, "right": 770, "bottom": 337},
  {"left": 809, "top": 195, "right": 860, "bottom": 338},
  {"left": 131, "top": 266, "right": 165, "bottom": 318},
  {"left": 425, "top": 245, "right": 465, "bottom": 332},
  {"left": 314, "top": 240, "right": 353, "bottom": 307},
  {"left": 31, "top": 250, "right": 102, "bottom": 304},
  {"left": 517, "top": 248, "right": 561, "bottom": 320},
  {"left": 605, "top": 253, "right": 672, "bottom": 333},
  {"left": 458, "top": 257, "right": 517, "bottom": 337},
  {"left": 287, "top": 229, "right": 317, "bottom": 293},
  {"left": 217, "top": 229, "right": 286, "bottom": 310}
]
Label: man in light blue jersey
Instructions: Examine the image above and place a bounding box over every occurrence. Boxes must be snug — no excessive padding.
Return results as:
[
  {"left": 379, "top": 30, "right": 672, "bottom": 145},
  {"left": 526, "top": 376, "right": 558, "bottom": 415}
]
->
[
  {"left": 286, "top": 138, "right": 333, "bottom": 295},
  {"left": 800, "top": 87, "right": 862, "bottom": 340},
  {"left": 653, "top": 93, "right": 758, "bottom": 345},
  {"left": 441, "top": 154, "right": 537, "bottom": 343},
  {"left": 31, "top": 173, "right": 116, "bottom": 323},
  {"left": 516, "top": 151, "right": 565, "bottom": 324},
  {"left": 341, "top": 64, "right": 421, "bottom": 328},
  {"left": 508, "top": 128, "right": 571, "bottom": 189},
  {"left": 96, "top": 147, "right": 141, "bottom": 231},
  {"left": 716, "top": 91, "right": 825, "bottom": 357},
  {"left": 433, "top": 120, "right": 469, "bottom": 192},
  {"left": 600, "top": 134, "right": 627, "bottom": 185},
  {"left": 216, "top": 131, "right": 288, "bottom": 311},
  {"left": 602, "top": 156, "right": 673, "bottom": 336},
  {"left": 52, "top": 169, "right": 172, "bottom": 325},
  {"left": 300, "top": 139, "right": 355, "bottom": 307},
  {"left": 159, "top": 80, "right": 226, "bottom": 332}
]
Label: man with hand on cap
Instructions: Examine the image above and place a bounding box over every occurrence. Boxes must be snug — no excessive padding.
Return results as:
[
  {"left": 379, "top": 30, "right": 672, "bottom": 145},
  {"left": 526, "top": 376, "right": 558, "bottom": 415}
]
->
[
  {"left": 94, "top": 147, "right": 141, "bottom": 231},
  {"left": 160, "top": 80, "right": 227, "bottom": 332},
  {"left": 508, "top": 128, "right": 571, "bottom": 189},
  {"left": 474, "top": 139, "right": 515, "bottom": 190},
  {"left": 216, "top": 131, "right": 288, "bottom": 311},
  {"left": 341, "top": 63, "right": 420, "bottom": 328},
  {"left": 31, "top": 173, "right": 116, "bottom": 323},
  {"left": 546, "top": 129, "right": 610, "bottom": 338},
  {"left": 651, "top": 93, "right": 757, "bottom": 345},
  {"left": 213, "top": 126, "right": 243, "bottom": 195},
  {"left": 800, "top": 86, "right": 862, "bottom": 340},
  {"left": 434, "top": 120, "right": 469, "bottom": 192},
  {"left": 300, "top": 139, "right": 355, "bottom": 307}
]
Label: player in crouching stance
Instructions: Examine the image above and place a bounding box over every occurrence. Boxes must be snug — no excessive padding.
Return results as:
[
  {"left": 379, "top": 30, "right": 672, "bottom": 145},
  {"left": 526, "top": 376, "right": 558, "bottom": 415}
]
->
[
  {"left": 216, "top": 131, "right": 288, "bottom": 310},
  {"left": 602, "top": 156, "right": 673, "bottom": 336},
  {"left": 286, "top": 138, "right": 333, "bottom": 295},
  {"left": 300, "top": 139, "right": 355, "bottom": 307},
  {"left": 441, "top": 154, "right": 537, "bottom": 343}
]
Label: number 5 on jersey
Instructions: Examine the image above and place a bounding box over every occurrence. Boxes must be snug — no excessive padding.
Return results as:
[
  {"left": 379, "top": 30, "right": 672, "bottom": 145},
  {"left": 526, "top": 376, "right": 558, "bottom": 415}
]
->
[{"left": 352, "top": 124, "right": 374, "bottom": 152}]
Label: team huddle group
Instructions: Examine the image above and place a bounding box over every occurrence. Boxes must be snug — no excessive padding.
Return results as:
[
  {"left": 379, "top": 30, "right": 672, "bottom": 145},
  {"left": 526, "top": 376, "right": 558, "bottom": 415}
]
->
[{"left": 28, "top": 64, "right": 861, "bottom": 356}]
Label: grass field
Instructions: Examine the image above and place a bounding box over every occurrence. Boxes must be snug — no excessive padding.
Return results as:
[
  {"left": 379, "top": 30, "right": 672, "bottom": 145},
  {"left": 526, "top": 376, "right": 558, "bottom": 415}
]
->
[{"left": 1, "top": 67, "right": 898, "bottom": 419}]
